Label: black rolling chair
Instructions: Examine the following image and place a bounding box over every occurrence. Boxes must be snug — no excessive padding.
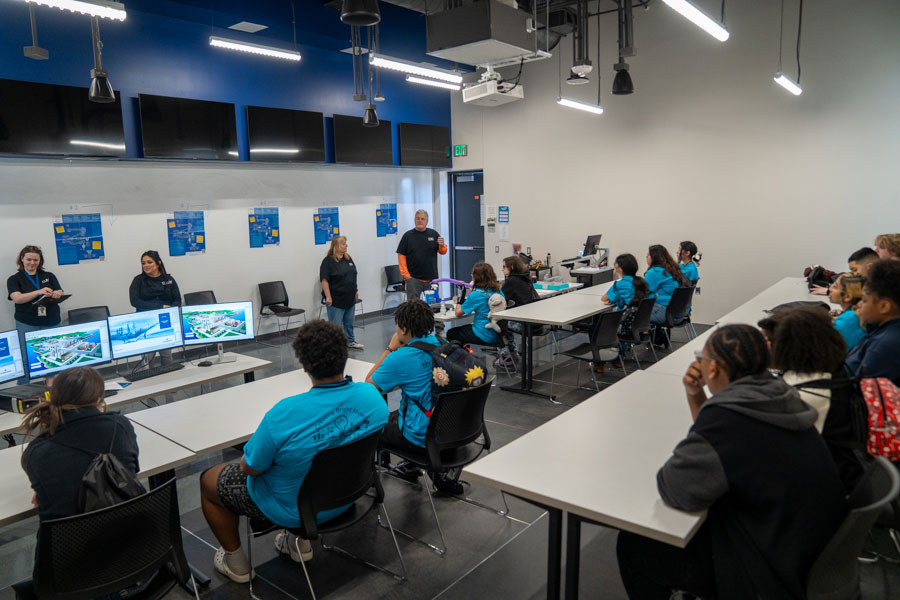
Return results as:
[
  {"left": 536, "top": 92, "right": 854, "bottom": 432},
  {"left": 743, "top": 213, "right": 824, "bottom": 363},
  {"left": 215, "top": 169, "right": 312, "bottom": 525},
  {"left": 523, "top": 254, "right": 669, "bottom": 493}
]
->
[
  {"left": 68, "top": 305, "right": 110, "bottom": 325},
  {"left": 806, "top": 456, "right": 900, "bottom": 599},
  {"left": 382, "top": 265, "right": 406, "bottom": 310},
  {"left": 256, "top": 281, "right": 306, "bottom": 345},
  {"left": 183, "top": 290, "right": 217, "bottom": 305},
  {"left": 652, "top": 286, "right": 696, "bottom": 347},
  {"left": 244, "top": 431, "right": 406, "bottom": 600},
  {"left": 552, "top": 310, "right": 623, "bottom": 395},
  {"left": 383, "top": 379, "right": 504, "bottom": 555},
  {"left": 617, "top": 298, "right": 659, "bottom": 368},
  {"left": 12, "top": 478, "right": 199, "bottom": 600}
]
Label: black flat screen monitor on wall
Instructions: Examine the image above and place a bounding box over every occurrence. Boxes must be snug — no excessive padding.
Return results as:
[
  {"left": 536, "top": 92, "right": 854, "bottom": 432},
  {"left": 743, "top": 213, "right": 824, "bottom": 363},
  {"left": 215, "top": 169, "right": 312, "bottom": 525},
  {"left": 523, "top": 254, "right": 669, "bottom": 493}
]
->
[
  {"left": 247, "top": 106, "right": 325, "bottom": 163},
  {"left": 0, "top": 78, "right": 125, "bottom": 157},
  {"left": 399, "top": 123, "right": 450, "bottom": 167},
  {"left": 139, "top": 94, "right": 238, "bottom": 160},
  {"left": 332, "top": 114, "right": 393, "bottom": 165}
]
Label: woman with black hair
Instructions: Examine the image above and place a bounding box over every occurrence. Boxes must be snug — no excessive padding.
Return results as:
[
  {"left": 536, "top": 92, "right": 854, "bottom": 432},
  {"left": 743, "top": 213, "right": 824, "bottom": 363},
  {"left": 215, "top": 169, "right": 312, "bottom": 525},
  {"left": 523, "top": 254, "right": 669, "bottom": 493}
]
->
[
  {"left": 676, "top": 241, "right": 701, "bottom": 286},
  {"left": 617, "top": 324, "right": 846, "bottom": 599},
  {"left": 129, "top": 250, "right": 181, "bottom": 366},
  {"left": 645, "top": 244, "right": 688, "bottom": 345}
]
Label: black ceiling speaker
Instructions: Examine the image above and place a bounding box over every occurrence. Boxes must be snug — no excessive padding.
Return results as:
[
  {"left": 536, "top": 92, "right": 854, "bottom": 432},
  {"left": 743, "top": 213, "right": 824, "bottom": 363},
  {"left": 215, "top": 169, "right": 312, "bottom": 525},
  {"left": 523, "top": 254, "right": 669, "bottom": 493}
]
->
[
  {"left": 612, "top": 60, "right": 633, "bottom": 95},
  {"left": 341, "top": 0, "right": 380, "bottom": 26}
]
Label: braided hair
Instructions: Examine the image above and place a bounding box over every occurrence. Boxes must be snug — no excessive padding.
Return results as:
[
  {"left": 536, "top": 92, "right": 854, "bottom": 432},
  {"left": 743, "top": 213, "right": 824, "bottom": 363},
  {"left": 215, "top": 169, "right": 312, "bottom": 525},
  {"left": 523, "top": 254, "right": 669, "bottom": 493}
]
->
[
  {"left": 394, "top": 299, "right": 435, "bottom": 339},
  {"left": 20, "top": 367, "right": 105, "bottom": 439},
  {"left": 706, "top": 324, "right": 770, "bottom": 381}
]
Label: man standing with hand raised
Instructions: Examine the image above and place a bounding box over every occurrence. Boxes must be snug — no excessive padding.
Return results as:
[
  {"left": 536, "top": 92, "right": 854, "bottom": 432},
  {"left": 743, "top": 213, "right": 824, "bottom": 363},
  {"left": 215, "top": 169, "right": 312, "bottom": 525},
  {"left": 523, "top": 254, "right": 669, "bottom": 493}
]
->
[{"left": 397, "top": 209, "right": 448, "bottom": 302}]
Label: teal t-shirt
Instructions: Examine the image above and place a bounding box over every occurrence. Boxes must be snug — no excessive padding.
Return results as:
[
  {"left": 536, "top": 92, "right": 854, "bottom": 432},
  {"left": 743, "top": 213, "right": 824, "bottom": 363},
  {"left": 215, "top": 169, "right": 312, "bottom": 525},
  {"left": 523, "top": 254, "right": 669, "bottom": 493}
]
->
[
  {"left": 645, "top": 266, "right": 678, "bottom": 307},
  {"left": 244, "top": 378, "right": 388, "bottom": 528},
  {"left": 680, "top": 262, "right": 699, "bottom": 283},
  {"left": 834, "top": 309, "right": 866, "bottom": 352},
  {"left": 606, "top": 276, "right": 635, "bottom": 310},
  {"left": 371, "top": 334, "right": 440, "bottom": 447},
  {"left": 461, "top": 288, "right": 503, "bottom": 343}
]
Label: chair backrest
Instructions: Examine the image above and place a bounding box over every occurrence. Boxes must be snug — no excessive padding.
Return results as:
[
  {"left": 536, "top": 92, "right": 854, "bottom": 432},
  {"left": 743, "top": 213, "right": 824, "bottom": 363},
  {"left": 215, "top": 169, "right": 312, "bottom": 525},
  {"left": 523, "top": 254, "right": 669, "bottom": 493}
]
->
[
  {"left": 297, "top": 430, "right": 382, "bottom": 539},
  {"left": 384, "top": 265, "right": 404, "bottom": 287},
  {"left": 183, "top": 290, "right": 217, "bottom": 305},
  {"left": 34, "top": 478, "right": 190, "bottom": 600},
  {"left": 424, "top": 379, "right": 493, "bottom": 470},
  {"left": 806, "top": 456, "right": 900, "bottom": 599},
  {"left": 665, "top": 286, "right": 695, "bottom": 326},
  {"left": 590, "top": 310, "right": 623, "bottom": 349},
  {"left": 258, "top": 281, "right": 289, "bottom": 309},
  {"left": 628, "top": 297, "right": 656, "bottom": 339},
  {"left": 68, "top": 306, "right": 110, "bottom": 325}
]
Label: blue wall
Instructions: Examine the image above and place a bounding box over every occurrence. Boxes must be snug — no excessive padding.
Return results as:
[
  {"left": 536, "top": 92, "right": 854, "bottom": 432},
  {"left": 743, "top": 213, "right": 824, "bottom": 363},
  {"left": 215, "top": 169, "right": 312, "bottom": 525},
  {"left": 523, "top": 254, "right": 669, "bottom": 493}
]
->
[{"left": 0, "top": 0, "right": 452, "bottom": 163}]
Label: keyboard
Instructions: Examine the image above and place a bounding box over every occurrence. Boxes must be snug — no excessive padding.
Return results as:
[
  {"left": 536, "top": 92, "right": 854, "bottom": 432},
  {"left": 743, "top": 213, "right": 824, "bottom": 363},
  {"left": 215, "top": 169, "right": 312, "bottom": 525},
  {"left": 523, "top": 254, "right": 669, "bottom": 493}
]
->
[
  {"left": 124, "top": 362, "right": 185, "bottom": 382},
  {"left": 0, "top": 383, "right": 49, "bottom": 400}
]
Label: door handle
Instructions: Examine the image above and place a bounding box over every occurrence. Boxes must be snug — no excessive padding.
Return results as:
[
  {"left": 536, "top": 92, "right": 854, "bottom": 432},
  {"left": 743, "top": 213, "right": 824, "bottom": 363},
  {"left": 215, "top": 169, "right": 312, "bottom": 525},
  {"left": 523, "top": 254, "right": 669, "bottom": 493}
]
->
[{"left": 455, "top": 246, "right": 477, "bottom": 250}]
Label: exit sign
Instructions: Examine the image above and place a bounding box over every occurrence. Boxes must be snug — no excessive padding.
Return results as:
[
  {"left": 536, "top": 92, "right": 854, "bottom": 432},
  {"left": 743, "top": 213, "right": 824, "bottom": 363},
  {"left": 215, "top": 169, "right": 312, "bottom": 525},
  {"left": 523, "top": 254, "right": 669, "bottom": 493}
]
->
[{"left": 454, "top": 144, "right": 468, "bottom": 157}]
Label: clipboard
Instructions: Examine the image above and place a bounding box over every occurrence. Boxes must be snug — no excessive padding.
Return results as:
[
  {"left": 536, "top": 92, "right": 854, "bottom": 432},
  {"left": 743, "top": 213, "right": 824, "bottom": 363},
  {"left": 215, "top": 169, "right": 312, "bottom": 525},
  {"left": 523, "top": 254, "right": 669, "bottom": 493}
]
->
[{"left": 31, "top": 294, "right": 72, "bottom": 306}]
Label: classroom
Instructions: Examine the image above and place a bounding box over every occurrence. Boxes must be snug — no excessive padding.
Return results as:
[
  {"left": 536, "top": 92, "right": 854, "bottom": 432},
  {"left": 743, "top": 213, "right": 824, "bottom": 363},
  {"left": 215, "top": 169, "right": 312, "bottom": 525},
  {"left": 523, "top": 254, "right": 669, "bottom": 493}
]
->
[{"left": 1, "top": 0, "right": 899, "bottom": 598}]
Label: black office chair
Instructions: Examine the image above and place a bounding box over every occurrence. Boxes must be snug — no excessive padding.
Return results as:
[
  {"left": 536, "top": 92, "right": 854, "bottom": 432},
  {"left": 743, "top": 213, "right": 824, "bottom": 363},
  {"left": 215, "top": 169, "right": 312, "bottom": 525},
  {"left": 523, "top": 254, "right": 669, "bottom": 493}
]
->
[
  {"left": 68, "top": 305, "right": 110, "bottom": 325},
  {"left": 12, "top": 478, "right": 199, "bottom": 600},
  {"left": 382, "top": 265, "right": 406, "bottom": 310},
  {"left": 652, "top": 286, "right": 696, "bottom": 347},
  {"left": 256, "top": 281, "right": 306, "bottom": 345},
  {"left": 806, "top": 456, "right": 900, "bottom": 599},
  {"left": 617, "top": 298, "right": 659, "bottom": 368},
  {"left": 183, "top": 290, "right": 217, "bottom": 305},
  {"left": 552, "top": 310, "right": 623, "bottom": 395},
  {"left": 244, "top": 431, "right": 406, "bottom": 600},
  {"left": 383, "top": 379, "right": 504, "bottom": 556}
]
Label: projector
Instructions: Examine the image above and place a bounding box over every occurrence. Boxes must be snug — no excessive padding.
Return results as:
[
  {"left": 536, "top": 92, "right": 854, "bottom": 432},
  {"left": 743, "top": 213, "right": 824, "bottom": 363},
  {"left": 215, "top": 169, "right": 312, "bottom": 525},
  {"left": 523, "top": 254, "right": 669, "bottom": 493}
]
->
[{"left": 462, "top": 80, "right": 524, "bottom": 107}]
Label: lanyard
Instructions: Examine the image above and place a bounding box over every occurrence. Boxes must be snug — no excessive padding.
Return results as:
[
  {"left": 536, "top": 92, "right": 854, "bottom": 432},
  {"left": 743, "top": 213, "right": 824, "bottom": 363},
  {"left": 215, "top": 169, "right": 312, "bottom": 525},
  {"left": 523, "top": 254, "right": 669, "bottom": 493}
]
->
[
  {"left": 312, "top": 376, "right": 353, "bottom": 389},
  {"left": 24, "top": 271, "right": 42, "bottom": 291}
]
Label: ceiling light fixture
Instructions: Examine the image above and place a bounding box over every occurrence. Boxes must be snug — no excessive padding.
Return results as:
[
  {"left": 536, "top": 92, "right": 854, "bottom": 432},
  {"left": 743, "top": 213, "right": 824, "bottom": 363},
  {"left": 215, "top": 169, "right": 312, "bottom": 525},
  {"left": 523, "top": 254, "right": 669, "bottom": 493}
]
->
[
  {"left": 773, "top": 0, "right": 803, "bottom": 95},
  {"left": 612, "top": 0, "right": 635, "bottom": 95},
  {"left": 250, "top": 148, "right": 301, "bottom": 154},
  {"left": 70, "top": 139, "right": 125, "bottom": 151},
  {"left": 612, "top": 60, "right": 633, "bottom": 94},
  {"left": 405, "top": 75, "right": 460, "bottom": 91},
  {"left": 209, "top": 36, "right": 301, "bottom": 61},
  {"left": 557, "top": 98, "right": 604, "bottom": 115},
  {"left": 362, "top": 25, "right": 379, "bottom": 127},
  {"left": 88, "top": 16, "right": 115, "bottom": 103},
  {"left": 369, "top": 53, "right": 462, "bottom": 84},
  {"left": 22, "top": 0, "right": 126, "bottom": 21},
  {"left": 570, "top": 0, "right": 592, "bottom": 76},
  {"left": 341, "top": 0, "right": 380, "bottom": 26},
  {"left": 661, "top": 0, "right": 729, "bottom": 42},
  {"left": 23, "top": 4, "right": 49, "bottom": 60},
  {"left": 557, "top": 15, "right": 603, "bottom": 117},
  {"left": 566, "top": 72, "right": 590, "bottom": 85}
]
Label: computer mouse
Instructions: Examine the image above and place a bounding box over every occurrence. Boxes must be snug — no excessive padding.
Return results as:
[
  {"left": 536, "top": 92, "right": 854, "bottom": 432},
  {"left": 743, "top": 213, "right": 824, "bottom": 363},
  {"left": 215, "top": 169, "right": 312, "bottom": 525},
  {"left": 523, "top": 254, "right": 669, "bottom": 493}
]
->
[{"left": 198, "top": 361, "right": 213, "bottom": 367}]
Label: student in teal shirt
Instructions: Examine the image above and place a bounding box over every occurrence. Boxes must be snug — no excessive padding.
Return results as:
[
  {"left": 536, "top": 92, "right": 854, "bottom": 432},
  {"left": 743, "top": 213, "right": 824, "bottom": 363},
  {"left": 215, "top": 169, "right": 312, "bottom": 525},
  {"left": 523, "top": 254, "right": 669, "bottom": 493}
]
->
[
  {"left": 603, "top": 253, "right": 639, "bottom": 310},
  {"left": 677, "top": 241, "right": 701, "bottom": 286},
  {"left": 199, "top": 320, "right": 388, "bottom": 583},
  {"left": 646, "top": 245, "right": 689, "bottom": 346},
  {"left": 447, "top": 262, "right": 504, "bottom": 345},
  {"left": 828, "top": 274, "right": 867, "bottom": 351}
]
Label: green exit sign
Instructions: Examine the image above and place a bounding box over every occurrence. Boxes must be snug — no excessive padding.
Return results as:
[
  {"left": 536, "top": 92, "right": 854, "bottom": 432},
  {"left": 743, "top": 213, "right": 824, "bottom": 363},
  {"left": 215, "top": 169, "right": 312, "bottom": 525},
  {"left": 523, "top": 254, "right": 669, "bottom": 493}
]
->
[{"left": 454, "top": 144, "right": 468, "bottom": 157}]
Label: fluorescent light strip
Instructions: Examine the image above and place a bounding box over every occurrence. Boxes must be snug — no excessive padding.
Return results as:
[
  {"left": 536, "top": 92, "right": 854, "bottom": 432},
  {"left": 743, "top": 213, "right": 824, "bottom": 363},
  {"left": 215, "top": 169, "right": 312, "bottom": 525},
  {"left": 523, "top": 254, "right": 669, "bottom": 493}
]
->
[
  {"left": 405, "top": 75, "right": 461, "bottom": 91},
  {"left": 23, "top": 0, "right": 126, "bottom": 21},
  {"left": 557, "top": 98, "right": 604, "bottom": 115},
  {"left": 370, "top": 53, "right": 462, "bottom": 84},
  {"left": 70, "top": 139, "right": 126, "bottom": 151},
  {"left": 209, "top": 36, "right": 301, "bottom": 62},
  {"left": 661, "top": 0, "right": 729, "bottom": 41},
  {"left": 228, "top": 151, "right": 239, "bottom": 156},
  {"left": 249, "top": 148, "right": 301, "bottom": 154},
  {"left": 774, "top": 73, "right": 802, "bottom": 95}
]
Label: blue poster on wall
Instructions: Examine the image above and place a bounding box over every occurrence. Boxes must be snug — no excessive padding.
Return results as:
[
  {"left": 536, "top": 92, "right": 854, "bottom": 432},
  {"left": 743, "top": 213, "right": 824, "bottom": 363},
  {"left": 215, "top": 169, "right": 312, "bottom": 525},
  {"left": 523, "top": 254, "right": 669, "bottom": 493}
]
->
[
  {"left": 249, "top": 208, "right": 279, "bottom": 248},
  {"left": 376, "top": 203, "right": 398, "bottom": 237},
  {"left": 167, "top": 211, "right": 206, "bottom": 256},
  {"left": 313, "top": 207, "right": 340, "bottom": 245},
  {"left": 53, "top": 213, "right": 105, "bottom": 265}
]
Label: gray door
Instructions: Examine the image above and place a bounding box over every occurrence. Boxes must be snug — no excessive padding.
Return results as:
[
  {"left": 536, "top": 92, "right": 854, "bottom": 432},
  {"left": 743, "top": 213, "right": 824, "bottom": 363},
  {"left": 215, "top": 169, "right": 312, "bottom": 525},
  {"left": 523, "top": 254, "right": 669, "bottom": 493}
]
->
[{"left": 450, "top": 171, "right": 484, "bottom": 281}]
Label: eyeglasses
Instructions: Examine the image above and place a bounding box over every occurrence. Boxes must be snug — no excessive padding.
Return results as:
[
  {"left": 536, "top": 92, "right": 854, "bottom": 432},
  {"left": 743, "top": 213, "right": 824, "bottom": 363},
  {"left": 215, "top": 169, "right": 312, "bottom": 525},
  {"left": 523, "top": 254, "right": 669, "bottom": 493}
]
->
[{"left": 693, "top": 350, "right": 711, "bottom": 362}]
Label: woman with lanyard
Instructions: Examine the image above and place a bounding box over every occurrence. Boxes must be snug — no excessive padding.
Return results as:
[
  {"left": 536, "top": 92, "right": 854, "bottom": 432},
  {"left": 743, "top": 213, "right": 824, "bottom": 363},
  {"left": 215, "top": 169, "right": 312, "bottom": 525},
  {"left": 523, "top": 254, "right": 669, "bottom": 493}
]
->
[
  {"left": 320, "top": 236, "right": 363, "bottom": 349},
  {"left": 6, "top": 246, "right": 64, "bottom": 383},
  {"left": 129, "top": 250, "right": 181, "bottom": 366}
]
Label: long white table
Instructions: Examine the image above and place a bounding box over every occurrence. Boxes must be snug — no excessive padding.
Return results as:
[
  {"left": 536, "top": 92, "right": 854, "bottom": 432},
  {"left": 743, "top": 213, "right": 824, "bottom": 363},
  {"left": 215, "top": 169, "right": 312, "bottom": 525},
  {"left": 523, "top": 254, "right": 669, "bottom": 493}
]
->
[
  {"left": 0, "top": 421, "right": 195, "bottom": 527},
  {"left": 716, "top": 276, "right": 837, "bottom": 326},
  {"left": 571, "top": 281, "right": 614, "bottom": 297}
]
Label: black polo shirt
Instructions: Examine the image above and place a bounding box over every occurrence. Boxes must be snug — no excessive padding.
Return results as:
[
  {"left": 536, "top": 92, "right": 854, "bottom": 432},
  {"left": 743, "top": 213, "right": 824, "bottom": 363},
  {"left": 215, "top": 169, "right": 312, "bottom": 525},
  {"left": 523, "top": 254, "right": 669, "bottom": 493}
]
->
[
  {"left": 319, "top": 255, "right": 358, "bottom": 309},
  {"left": 397, "top": 228, "right": 441, "bottom": 281},
  {"left": 6, "top": 270, "right": 62, "bottom": 326}
]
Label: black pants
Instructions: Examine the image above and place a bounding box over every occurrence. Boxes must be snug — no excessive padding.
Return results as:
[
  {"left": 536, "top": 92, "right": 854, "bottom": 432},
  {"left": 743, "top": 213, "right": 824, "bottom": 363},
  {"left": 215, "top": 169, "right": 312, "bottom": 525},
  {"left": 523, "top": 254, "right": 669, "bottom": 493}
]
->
[
  {"left": 447, "top": 324, "right": 502, "bottom": 347},
  {"left": 380, "top": 410, "right": 426, "bottom": 456},
  {"left": 616, "top": 525, "right": 716, "bottom": 599}
]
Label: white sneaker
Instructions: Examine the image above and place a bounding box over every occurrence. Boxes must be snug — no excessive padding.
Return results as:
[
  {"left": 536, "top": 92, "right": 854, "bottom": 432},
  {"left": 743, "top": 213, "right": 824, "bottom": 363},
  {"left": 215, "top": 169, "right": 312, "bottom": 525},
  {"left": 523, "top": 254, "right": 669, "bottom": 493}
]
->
[
  {"left": 348, "top": 341, "right": 365, "bottom": 349},
  {"left": 213, "top": 547, "right": 254, "bottom": 583},
  {"left": 275, "top": 530, "right": 313, "bottom": 563}
]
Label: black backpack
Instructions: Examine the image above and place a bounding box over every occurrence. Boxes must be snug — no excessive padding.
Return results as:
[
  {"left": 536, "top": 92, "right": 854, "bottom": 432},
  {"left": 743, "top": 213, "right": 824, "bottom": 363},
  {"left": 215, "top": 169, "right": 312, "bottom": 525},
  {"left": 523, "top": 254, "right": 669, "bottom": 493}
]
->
[{"left": 406, "top": 338, "right": 488, "bottom": 419}]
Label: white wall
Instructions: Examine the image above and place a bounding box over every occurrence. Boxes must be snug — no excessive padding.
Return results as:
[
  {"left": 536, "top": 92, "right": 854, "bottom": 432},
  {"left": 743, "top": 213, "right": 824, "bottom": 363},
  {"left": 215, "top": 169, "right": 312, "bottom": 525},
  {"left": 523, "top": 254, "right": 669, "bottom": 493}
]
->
[
  {"left": 451, "top": 0, "right": 900, "bottom": 323},
  {"left": 0, "top": 158, "right": 441, "bottom": 333}
]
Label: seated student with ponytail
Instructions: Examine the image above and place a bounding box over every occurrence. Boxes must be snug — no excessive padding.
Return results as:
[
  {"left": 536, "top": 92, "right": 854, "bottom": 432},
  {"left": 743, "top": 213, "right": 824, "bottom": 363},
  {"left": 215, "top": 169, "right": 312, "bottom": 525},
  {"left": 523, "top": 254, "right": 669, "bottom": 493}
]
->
[
  {"left": 645, "top": 245, "right": 689, "bottom": 346},
  {"left": 602, "top": 253, "right": 640, "bottom": 310},
  {"left": 676, "top": 241, "right": 701, "bottom": 286},
  {"left": 828, "top": 273, "right": 867, "bottom": 351},
  {"left": 616, "top": 325, "right": 846, "bottom": 599}
]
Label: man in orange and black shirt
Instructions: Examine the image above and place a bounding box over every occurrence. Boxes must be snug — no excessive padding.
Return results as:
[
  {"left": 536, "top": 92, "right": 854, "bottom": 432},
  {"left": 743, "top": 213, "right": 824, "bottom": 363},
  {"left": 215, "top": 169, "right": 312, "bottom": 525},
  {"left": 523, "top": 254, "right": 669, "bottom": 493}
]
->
[{"left": 396, "top": 209, "right": 448, "bottom": 301}]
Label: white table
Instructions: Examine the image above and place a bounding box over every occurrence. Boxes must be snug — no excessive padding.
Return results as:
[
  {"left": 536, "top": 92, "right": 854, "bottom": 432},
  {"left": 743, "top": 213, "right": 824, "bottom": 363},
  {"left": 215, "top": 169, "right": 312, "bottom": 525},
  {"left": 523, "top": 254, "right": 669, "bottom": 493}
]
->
[
  {"left": 128, "top": 359, "right": 374, "bottom": 454},
  {"left": 464, "top": 370, "right": 703, "bottom": 599},
  {"left": 716, "top": 276, "right": 836, "bottom": 326},
  {"left": 534, "top": 282, "right": 584, "bottom": 298},
  {"left": 571, "top": 281, "right": 614, "bottom": 297},
  {"left": 0, "top": 421, "right": 194, "bottom": 527}
]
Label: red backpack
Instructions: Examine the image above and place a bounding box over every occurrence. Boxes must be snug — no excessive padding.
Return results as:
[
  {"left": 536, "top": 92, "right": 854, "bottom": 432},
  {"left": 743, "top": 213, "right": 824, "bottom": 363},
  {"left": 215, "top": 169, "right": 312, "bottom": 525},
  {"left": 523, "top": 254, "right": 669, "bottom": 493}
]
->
[{"left": 860, "top": 377, "right": 900, "bottom": 460}]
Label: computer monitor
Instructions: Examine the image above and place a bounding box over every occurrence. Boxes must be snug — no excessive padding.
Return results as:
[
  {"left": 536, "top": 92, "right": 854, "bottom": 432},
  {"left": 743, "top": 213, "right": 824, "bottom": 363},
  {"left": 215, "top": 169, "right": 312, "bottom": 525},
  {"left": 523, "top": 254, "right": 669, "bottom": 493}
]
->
[
  {"left": 181, "top": 301, "right": 255, "bottom": 346},
  {"left": 583, "top": 234, "right": 603, "bottom": 257},
  {"left": 108, "top": 307, "right": 184, "bottom": 360},
  {"left": 24, "top": 320, "right": 112, "bottom": 379},
  {"left": 0, "top": 330, "right": 26, "bottom": 385}
]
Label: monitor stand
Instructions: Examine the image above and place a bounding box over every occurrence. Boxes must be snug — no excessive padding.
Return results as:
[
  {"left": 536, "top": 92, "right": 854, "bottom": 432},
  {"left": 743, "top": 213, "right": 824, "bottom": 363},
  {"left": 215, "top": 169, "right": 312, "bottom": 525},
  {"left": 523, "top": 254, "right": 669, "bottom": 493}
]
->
[{"left": 211, "top": 343, "right": 236, "bottom": 365}]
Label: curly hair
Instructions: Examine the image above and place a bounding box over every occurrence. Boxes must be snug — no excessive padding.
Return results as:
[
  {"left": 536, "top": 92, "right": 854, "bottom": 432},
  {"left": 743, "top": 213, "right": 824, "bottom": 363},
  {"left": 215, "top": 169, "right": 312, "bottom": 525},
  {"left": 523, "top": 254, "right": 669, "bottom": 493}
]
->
[
  {"left": 758, "top": 308, "right": 846, "bottom": 374},
  {"left": 292, "top": 320, "right": 348, "bottom": 380},
  {"left": 394, "top": 299, "right": 434, "bottom": 338},
  {"left": 706, "top": 324, "right": 770, "bottom": 381},
  {"left": 874, "top": 234, "right": 900, "bottom": 258},
  {"left": 20, "top": 367, "right": 104, "bottom": 439},
  {"left": 865, "top": 258, "right": 900, "bottom": 307}
]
